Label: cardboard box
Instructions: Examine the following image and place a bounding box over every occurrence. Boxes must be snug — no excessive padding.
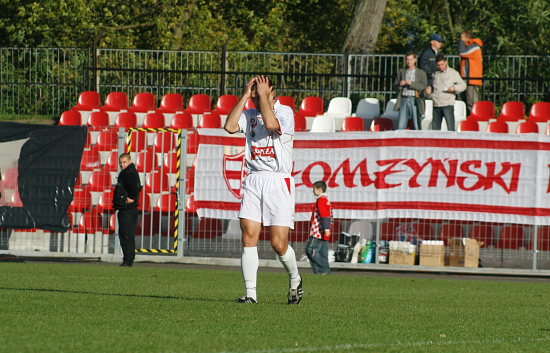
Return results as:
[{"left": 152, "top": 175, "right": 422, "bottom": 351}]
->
[
  {"left": 389, "top": 250, "right": 416, "bottom": 265},
  {"left": 447, "top": 238, "right": 480, "bottom": 268},
  {"left": 419, "top": 244, "right": 445, "bottom": 266}
]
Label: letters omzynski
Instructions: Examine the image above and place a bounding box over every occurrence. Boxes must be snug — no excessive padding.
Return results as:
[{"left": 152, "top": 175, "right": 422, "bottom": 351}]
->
[{"left": 293, "top": 157, "right": 521, "bottom": 194}]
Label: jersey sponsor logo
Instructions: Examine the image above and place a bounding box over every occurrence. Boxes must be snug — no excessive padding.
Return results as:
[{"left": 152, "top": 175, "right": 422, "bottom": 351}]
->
[
  {"left": 251, "top": 146, "right": 275, "bottom": 159},
  {"left": 223, "top": 151, "right": 248, "bottom": 199}
]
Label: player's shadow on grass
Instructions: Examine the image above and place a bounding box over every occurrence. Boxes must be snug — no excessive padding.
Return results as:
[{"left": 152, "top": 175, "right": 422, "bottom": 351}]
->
[{"left": 0, "top": 286, "right": 227, "bottom": 303}]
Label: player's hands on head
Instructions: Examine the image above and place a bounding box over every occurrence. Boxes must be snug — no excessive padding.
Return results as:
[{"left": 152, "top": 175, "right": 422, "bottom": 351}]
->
[
  {"left": 256, "top": 75, "right": 272, "bottom": 98},
  {"left": 244, "top": 77, "right": 257, "bottom": 98}
]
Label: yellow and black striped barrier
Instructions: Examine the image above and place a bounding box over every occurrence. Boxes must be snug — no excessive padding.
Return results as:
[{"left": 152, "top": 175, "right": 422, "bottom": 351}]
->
[{"left": 126, "top": 127, "right": 184, "bottom": 255}]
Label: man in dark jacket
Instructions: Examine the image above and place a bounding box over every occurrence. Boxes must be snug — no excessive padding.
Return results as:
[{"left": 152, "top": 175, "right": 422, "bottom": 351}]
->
[
  {"left": 114, "top": 153, "right": 141, "bottom": 267},
  {"left": 419, "top": 34, "right": 444, "bottom": 86}
]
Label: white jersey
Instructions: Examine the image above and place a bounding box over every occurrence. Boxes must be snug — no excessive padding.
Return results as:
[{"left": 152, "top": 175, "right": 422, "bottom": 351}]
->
[{"left": 238, "top": 100, "right": 294, "bottom": 174}]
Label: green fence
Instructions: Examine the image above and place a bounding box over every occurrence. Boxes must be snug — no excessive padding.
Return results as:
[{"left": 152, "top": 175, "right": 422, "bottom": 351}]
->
[{"left": 0, "top": 47, "right": 548, "bottom": 117}]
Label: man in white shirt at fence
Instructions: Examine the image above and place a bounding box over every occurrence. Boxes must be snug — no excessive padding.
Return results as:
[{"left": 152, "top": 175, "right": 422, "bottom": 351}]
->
[
  {"left": 426, "top": 54, "right": 466, "bottom": 131},
  {"left": 224, "top": 75, "right": 303, "bottom": 305}
]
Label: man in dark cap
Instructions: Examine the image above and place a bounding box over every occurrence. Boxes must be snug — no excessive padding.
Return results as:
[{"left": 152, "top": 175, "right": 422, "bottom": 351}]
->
[{"left": 419, "top": 34, "right": 445, "bottom": 87}]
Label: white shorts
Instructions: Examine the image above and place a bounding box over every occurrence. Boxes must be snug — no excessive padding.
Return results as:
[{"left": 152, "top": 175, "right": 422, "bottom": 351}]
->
[{"left": 239, "top": 172, "right": 295, "bottom": 228}]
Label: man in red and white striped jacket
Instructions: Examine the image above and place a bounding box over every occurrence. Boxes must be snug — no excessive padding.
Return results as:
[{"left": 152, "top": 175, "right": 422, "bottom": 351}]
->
[{"left": 306, "top": 181, "right": 333, "bottom": 274}]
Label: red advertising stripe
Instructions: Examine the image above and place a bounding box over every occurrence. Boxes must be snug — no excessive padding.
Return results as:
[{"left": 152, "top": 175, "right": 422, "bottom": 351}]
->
[
  {"left": 294, "top": 138, "right": 550, "bottom": 151},
  {"left": 326, "top": 201, "right": 550, "bottom": 217},
  {"left": 198, "top": 133, "right": 550, "bottom": 151},
  {"left": 199, "top": 134, "right": 245, "bottom": 146}
]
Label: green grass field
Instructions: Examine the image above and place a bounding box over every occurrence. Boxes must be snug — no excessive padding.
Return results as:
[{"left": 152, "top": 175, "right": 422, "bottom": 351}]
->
[{"left": 0, "top": 262, "right": 549, "bottom": 353}]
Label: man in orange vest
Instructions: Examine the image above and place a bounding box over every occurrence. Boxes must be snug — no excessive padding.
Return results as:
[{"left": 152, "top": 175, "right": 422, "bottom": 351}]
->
[{"left": 459, "top": 30, "right": 484, "bottom": 114}]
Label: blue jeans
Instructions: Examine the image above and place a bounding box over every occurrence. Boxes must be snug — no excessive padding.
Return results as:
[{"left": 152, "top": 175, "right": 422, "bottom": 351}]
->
[
  {"left": 432, "top": 105, "right": 455, "bottom": 131},
  {"left": 306, "top": 237, "right": 330, "bottom": 274},
  {"left": 398, "top": 97, "right": 420, "bottom": 130}
]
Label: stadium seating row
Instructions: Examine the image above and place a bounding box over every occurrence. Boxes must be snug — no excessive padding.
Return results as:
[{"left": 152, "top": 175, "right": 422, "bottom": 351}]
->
[
  {"left": 378, "top": 220, "right": 550, "bottom": 250},
  {"left": 63, "top": 91, "right": 550, "bottom": 133}
]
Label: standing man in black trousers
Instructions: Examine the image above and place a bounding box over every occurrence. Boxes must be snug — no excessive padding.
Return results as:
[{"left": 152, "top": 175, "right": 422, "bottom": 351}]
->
[{"left": 113, "top": 153, "right": 141, "bottom": 267}]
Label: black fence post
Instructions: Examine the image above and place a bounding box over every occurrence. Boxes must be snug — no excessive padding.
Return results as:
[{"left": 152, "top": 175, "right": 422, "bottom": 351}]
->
[{"left": 219, "top": 45, "right": 227, "bottom": 97}]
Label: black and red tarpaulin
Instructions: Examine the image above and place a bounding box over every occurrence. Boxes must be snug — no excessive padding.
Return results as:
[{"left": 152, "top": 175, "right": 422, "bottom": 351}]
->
[{"left": 0, "top": 122, "right": 86, "bottom": 232}]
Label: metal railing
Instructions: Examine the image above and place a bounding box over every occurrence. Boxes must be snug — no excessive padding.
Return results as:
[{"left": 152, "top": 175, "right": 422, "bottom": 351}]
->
[{"left": 1, "top": 47, "right": 548, "bottom": 117}]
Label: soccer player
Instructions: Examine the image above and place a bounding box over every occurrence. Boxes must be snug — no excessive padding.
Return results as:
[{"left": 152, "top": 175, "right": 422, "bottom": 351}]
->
[{"left": 224, "top": 75, "right": 303, "bottom": 304}]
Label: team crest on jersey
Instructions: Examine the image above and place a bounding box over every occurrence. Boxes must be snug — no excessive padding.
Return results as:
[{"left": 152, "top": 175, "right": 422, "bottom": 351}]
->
[{"left": 223, "top": 151, "right": 248, "bottom": 199}]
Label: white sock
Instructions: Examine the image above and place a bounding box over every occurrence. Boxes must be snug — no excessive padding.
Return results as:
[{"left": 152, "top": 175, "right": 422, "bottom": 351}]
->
[
  {"left": 241, "top": 246, "right": 259, "bottom": 300},
  {"left": 278, "top": 245, "right": 301, "bottom": 289}
]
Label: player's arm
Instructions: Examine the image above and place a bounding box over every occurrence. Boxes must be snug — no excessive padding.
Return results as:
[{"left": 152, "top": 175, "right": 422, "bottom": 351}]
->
[
  {"left": 224, "top": 77, "right": 256, "bottom": 134},
  {"left": 256, "top": 76, "right": 280, "bottom": 131}
]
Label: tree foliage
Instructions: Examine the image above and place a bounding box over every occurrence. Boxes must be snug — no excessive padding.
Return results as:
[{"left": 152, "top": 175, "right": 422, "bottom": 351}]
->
[{"left": 0, "top": 0, "right": 548, "bottom": 54}]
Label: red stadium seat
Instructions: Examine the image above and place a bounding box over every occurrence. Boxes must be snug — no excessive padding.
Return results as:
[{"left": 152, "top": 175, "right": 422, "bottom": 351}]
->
[
  {"left": 139, "top": 193, "right": 152, "bottom": 212},
  {"left": 185, "top": 94, "right": 212, "bottom": 115},
  {"left": 294, "top": 112, "right": 307, "bottom": 132},
  {"left": 277, "top": 96, "right": 297, "bottom": 111},
  {"left": 87, "top": 170, "right": 114, "bottom": 192},
  {"left": 531, "top": 226, "right": 550, "bottom": 251},
  {"left": 199, "top": 112, "right": 222, "bottom": 128},
  {"left": 170, "top": 112, "right": 194, "bottom": 129},
  {"left": 158, "top": 93, "right": 184, "bottom": 113},
  {"left": 439, "top": 223, "right": 464, "bottom": 245},
  {"left": 73, "top": 91, "right": 101, "bottom": 111},
  {"left": 299, "top": 96, "right": 324, "bottom": 117},
  {"left": 142, "top": 112, "right": 166, "bottom": 129},
  {"left": 76, "top": 210, "right": 103, "bottom": 233},
  {"left": 153, "top": 131, "right": 177, "bottom": 153},
  {"left": 516, "top": 120, "right": 539, "bottom": 134},
  {"left": 104, "top": 151, "right": 119, "bottom": 172},
  {"left": 380, "top": 219, "right": 400, "bottom": 241},
  {"left": 341, "top": 116, "right": 365, "bottom": 132},
  {"left": 157, "top": 193, "right": 177, "bottom": 213},
  {"left": 80, "top": 149, "right": 102, "bottom": 171},
  {"left": 69, "top": 190, "right": 92, "bottom": 212},
  {"left": 102, "top": 92, "right": 128, "bottom": 112},
  {"left": 498, "top": 101, "right": 525, "bottom": 121},
  {"left": 59, "top": 110, "right": 82, "bottom": 126},
  {"left": 145, "top": 170, "right": 170, "bottom": 193},
  {"left": 195, "top": 218, "right": 222, "bottom": 238},
  {"left": 75, "top": 173, "right": 83, "bottom": 189},
  {"left": 457, "top": 120, "right": 480, "bottom": 132},
  {"left": 115, "top": 112, "right": 138, "bottom": 129},
  {"left": 164, "top": 153, "right": 179, "bottom": 173},
  {"left": 87, "top": 111, "right": 110, "bottom": 129},
  {"left": 128, "top": 130, "right": 148, "bottom": 151},
  {"left": 136, "top": 148, "right": 159, "bottom": 172},
  {"left": 370, "top": 117, "right": 393, "bottom": 131},
  {"left": 96, "top": 130, "right": 118, "bottom": 151},
  {"left": 186, "top": 166, "right": 195, "bottom": 193},
  {"left": 97, "top": 190, "right": 114, "bottom": 212},
  {"left": 187, "top": 131, "right": 199, "bottom": 154},
  {"left": 131, "top": 92, "right": 156, "bottom": 113},
  {"left": 469, "top": 224, "right": 495, "bottom": 247},
  {"left": 529, "top": 102, "right": 550, "bottom": 122},
  {"left": 486, "top": 120, "right": 509, "bottom": 133},
  {"left": 468, "top": 101, "right": 496, "bottom": 121},
  {"left": 245, "top": 98, "right": 256, "bottom": 110},
  {"left": 214, "top": 94, "right": 239, "bottom": 115},
  {"left": 496, "top": 225, "right": 524, "bottom": 249}
]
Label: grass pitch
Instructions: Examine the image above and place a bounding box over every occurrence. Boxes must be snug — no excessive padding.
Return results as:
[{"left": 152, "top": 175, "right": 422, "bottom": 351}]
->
[{"left": 0, "top": 262, "right": 549, "bottom": 353}]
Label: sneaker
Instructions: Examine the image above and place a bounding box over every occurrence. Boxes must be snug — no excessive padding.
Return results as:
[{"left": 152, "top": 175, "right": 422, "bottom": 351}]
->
[
  {"left": 235, "top": 296, "right": 258, "bottom": 304},
  {"left": 287, "top": 277, "right": 303, "bottom": 305}
]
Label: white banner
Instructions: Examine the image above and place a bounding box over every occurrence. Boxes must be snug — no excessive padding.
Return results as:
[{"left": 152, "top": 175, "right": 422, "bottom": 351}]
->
[{"left": 194, "top": 129, "right": 550, "bottom": 225}]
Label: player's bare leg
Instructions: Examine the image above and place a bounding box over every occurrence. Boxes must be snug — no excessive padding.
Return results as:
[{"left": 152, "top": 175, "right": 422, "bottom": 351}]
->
[
  {"left": 236, "top": 218, "right": 261, "bottom": 303},
  {"left": 272, "top": 225, "right": 303, "bottom": 304}
]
